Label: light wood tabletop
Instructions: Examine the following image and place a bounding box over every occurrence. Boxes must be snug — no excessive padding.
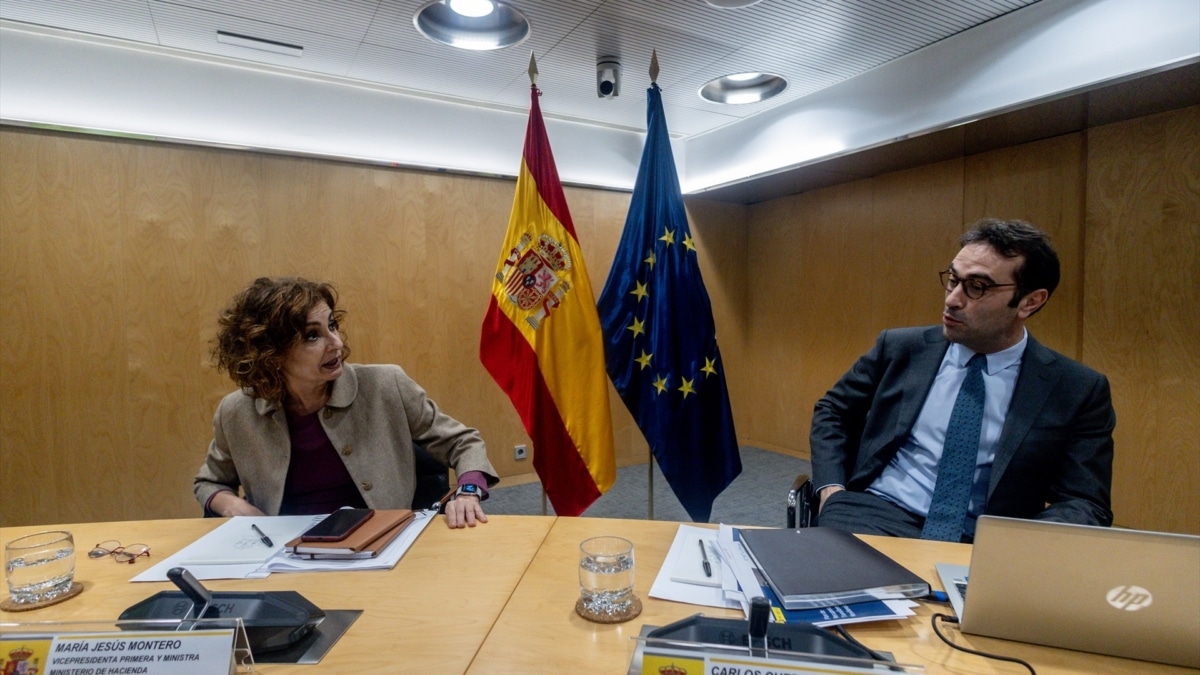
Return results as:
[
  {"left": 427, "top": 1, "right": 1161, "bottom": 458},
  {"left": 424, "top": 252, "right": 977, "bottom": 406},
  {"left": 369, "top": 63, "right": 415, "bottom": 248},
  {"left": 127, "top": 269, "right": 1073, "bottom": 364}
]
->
[
  {"left": 468, "top": 518, "right": 1192, "bottom": 674},
  {"left": 468, "top": 517, "right": 743, "bottom": 675},
  {"left": 1, "top": 515, "right": 553, "bottom": 674},
  {"left": 4, "top": 517, "right": 1193, "bottom": 674}
]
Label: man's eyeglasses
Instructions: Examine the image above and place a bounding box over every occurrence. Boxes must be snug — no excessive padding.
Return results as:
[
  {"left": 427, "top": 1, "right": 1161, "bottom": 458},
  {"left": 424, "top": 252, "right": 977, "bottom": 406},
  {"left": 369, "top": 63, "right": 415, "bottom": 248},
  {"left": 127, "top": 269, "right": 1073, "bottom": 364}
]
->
[
  {"left": 89, "top": 540, "right": 151, "bottom": 564},
  {"left": 940, "top": 270, "right": 1016, "bottom": 300}
]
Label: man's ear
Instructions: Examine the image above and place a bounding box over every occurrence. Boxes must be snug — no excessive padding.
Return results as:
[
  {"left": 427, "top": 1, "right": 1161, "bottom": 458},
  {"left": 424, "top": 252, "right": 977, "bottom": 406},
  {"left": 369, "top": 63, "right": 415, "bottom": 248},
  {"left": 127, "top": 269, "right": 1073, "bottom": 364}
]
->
[{"left": 1017, "top": 288, "right": 1049, "bottom": 318}]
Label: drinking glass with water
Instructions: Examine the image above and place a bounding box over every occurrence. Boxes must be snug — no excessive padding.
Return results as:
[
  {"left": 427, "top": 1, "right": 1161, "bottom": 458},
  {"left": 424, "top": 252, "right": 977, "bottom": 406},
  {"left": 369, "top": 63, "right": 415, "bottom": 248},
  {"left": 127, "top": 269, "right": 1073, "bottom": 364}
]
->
[
  {"left": 576, "top": 536, "right": 641, "bottom": 623},
  {"left": 5, "top": 530, "right": 76, "bottom": 605}
]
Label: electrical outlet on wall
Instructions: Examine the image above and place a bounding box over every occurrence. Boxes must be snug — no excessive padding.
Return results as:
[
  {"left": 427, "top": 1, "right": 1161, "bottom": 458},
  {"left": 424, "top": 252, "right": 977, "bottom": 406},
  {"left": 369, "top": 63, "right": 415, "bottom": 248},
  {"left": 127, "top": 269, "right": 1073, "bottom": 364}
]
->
[{"left": 514, "top": 444, "right": 528, "bottom": 460}]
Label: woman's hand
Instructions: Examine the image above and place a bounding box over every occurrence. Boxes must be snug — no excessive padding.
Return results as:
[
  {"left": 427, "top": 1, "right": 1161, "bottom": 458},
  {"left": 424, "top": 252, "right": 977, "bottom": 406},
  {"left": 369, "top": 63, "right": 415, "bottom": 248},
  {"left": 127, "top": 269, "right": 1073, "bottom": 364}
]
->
[
  {"left": 445, "top": 495, "right": 488, "bottom": 528},
  {"left": 209, "top": 490, "right": 266, "bottom": 517}
]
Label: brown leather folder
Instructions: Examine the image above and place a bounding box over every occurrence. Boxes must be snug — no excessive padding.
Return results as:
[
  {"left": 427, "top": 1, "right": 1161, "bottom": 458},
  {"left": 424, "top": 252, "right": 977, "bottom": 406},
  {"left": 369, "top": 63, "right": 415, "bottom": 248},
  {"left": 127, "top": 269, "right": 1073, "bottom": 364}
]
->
[{"left": 286, "top": 509, "right": 417, "bottom": 558}]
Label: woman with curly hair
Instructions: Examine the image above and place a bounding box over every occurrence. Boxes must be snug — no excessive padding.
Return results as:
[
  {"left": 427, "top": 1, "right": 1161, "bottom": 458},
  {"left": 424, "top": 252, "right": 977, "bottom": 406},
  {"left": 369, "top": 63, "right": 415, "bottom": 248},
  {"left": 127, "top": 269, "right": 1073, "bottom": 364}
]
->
[{"left": 194, "top": 277, "right": 497, "bottom": 528}]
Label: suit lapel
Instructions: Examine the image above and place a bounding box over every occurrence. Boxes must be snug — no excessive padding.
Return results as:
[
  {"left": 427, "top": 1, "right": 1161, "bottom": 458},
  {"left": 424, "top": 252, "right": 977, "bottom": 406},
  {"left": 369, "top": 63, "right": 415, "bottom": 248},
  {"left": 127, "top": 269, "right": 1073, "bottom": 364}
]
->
[
  {"left": 894, "top": 327, "right": 949, "bottom": 439},
  {"left": 254, "top": 396, "right": 294, "bottom": 515},
  {"left": 988, "top": 337, "right": 1060, "bottom": 495}
]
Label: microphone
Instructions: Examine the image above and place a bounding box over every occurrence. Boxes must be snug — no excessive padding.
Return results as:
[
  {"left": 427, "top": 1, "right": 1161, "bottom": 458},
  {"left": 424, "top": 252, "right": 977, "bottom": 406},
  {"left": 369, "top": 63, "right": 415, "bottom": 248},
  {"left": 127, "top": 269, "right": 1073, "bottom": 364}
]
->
[{"left": 749, "top": 596, "right": 770, "bottom": 657}]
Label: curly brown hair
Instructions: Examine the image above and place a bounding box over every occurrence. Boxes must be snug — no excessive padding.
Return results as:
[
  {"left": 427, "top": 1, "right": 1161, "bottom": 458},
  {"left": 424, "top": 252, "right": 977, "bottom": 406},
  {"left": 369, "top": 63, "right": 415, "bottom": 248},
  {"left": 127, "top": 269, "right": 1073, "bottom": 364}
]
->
[{"left": 211, "top": 277, "right": 350, "bottom": 402}]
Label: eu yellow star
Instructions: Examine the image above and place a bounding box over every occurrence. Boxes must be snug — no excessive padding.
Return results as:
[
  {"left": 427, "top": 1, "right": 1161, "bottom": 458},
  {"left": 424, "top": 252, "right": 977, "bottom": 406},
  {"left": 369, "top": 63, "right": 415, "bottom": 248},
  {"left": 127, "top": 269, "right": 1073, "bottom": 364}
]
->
[
  {"left": 627, "top": 317, "right": 645, "bottom": 337},
  {"left": 701, "top": 357, "right": 717, "bottom": 377},
  {"left": 630, "top": 281, "right": 649, "bottom": 302},
  {"left": 644, "top": 252, "right": 656, "bottom": 269},
  {"left": 635, "top": 350, "right": 653, "bottom": 370},
  {"left": 682, "top": 234, "right": 696, "bottom": 253},
  {"left": 659, "top": 228, "right": 676, "bottom": 246},
  {"left": 653, "top": 374, "right": 669, "bottom": 394},
  {"left": 678, "top": 377, "right": 696, "bottom": 399}
]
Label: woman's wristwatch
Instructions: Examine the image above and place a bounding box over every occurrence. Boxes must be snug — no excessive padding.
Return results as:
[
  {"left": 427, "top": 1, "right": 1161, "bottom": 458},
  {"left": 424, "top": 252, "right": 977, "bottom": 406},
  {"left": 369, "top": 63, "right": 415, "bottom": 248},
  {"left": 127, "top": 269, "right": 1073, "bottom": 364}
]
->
[{"left": 454, "top": 483, "right": 483, "bottom": 500}]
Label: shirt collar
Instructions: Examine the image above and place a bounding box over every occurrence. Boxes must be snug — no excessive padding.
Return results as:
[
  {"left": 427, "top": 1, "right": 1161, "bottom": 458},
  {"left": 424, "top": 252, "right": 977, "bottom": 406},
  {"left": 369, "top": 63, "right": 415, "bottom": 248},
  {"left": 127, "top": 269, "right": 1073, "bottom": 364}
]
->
[{"left": 948, "top": 329, "right": 1027, "bottom": 375}]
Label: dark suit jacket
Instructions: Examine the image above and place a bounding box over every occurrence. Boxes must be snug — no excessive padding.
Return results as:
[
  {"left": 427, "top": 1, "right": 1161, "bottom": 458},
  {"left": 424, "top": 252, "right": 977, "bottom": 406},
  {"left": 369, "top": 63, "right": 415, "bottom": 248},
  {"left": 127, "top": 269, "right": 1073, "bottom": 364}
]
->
[{"left": 810, "top": 326, "right": 1115, "bottom": 526}]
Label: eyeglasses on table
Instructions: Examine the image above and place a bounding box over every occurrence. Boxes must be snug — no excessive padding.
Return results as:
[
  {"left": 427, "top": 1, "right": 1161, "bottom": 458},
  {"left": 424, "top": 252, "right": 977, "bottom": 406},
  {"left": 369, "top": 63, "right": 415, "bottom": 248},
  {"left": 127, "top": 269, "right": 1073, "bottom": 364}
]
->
[{"left": 88, "top": 540, "right": 151, "bottom": 564}]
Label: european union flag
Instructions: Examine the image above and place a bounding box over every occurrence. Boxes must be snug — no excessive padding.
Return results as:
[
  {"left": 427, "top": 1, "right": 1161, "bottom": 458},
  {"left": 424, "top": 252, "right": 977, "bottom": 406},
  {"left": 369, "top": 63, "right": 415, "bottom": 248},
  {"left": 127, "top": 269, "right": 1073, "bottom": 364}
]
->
[{"left": 597, "top": 83, "right": 742, "bottom": 523}]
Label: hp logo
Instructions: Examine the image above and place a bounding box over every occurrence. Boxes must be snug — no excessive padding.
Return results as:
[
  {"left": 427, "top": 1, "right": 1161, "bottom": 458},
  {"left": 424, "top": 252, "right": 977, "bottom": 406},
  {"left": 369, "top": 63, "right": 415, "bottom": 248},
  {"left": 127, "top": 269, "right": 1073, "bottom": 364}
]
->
[{"left": 1106, "top": 585, "right": 1153, "bottom": 611}]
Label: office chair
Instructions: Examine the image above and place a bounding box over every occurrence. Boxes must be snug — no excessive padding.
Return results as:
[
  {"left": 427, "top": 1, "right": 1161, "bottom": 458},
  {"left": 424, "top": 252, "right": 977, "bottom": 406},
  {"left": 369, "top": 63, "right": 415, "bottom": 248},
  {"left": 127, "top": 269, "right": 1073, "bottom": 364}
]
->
[
  {"left": 411, "top": 442, "right": 450, "bottom": 512},
  {"left": 786, "top": 474, "right": 818, "bottom": 529}
]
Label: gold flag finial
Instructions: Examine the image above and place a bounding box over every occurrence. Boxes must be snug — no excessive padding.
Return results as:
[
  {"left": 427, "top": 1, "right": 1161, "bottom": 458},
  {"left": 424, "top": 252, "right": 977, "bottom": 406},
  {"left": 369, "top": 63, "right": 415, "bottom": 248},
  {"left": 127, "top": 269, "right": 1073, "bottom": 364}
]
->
[
  {"left": 649, "top": 49, "right": 659, "bottom": 84},
  {"left": 528, "top": 51, "right": 539, "bottom": 86}
]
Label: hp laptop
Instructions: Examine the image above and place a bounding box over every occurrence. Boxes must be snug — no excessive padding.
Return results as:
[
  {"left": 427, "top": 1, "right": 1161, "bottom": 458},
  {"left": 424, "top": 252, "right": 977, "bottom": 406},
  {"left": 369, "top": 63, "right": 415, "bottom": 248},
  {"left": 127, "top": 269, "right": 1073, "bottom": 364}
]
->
[{"left": 936, "top": 515, "right": 1199, "bottom": 668}]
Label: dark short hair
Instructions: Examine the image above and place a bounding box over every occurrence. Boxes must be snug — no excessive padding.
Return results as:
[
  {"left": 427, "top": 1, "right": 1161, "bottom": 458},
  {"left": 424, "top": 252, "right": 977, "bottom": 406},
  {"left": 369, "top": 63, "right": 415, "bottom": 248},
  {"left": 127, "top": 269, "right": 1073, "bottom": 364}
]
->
[
  {"left": 959, "top": 219, "right": 1060, "bottom": 308},
  {"left": 211, "top": 277, "right": 348, "bottom": 401}
]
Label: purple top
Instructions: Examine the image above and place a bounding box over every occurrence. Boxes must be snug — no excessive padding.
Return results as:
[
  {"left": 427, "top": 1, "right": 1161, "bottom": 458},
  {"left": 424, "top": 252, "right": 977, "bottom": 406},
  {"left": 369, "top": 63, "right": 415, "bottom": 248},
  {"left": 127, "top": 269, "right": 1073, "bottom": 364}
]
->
[{"left": 280, "top": 410, "right": 367, "bottom": 515}]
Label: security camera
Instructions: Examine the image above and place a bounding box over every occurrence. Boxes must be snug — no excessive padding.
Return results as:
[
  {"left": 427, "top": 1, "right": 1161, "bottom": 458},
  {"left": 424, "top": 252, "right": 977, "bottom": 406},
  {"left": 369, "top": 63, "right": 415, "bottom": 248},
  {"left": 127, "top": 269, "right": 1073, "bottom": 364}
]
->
[{"left": 597, "top": 58, "right": 620, "bottom": 99}]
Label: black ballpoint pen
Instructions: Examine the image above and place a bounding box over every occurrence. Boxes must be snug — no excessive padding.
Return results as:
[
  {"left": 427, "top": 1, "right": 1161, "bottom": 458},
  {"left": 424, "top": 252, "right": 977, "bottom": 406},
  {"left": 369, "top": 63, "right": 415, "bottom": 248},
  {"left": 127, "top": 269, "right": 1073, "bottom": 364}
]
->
[
  {"left": 699, "top": 539, "right": 712, "bottom": 577},
  {"left": 251, "top": 524, "right": 274, "bottom": 547}
]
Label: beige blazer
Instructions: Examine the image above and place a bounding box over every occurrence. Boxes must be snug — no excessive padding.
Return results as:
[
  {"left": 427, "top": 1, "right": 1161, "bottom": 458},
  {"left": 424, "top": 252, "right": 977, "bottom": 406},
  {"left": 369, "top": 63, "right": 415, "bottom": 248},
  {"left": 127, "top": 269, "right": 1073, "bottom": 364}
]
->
[{"left": 194, "top": 363, "right": 497, "bottom": 515}]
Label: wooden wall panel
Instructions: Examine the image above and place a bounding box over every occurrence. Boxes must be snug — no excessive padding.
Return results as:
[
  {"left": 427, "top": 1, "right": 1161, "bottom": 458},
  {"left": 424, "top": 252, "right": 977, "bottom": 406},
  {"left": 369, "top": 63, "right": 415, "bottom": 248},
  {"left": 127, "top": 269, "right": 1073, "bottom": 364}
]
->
[
  {"left": 740, "top": 160, "right": 963, "bottom": 455},
  {"left": 867, "top": 159, "right": 965, "bottom": 331},
  {"left": 742, "top": 181, "right": 876, "bottom": 453},
  {"left": 0, "top": 134, "right": 136, "bottom": 523},
  {"left": 1083, "top": 106, "right": 1200, "bottom": 533},
  {"left": 963, "top": 134, "right": 1086, "bottom": 359}
]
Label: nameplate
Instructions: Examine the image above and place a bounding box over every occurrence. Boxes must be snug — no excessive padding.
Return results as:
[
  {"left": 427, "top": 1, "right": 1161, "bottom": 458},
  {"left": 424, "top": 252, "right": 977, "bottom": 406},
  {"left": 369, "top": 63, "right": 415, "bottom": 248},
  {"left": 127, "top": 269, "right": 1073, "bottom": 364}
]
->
[
  {"left": 2, "top": 630, "right": 238, "bottom": 675},
  {"left": 641, "top": 644, "right": 912, "bottom": 675}
]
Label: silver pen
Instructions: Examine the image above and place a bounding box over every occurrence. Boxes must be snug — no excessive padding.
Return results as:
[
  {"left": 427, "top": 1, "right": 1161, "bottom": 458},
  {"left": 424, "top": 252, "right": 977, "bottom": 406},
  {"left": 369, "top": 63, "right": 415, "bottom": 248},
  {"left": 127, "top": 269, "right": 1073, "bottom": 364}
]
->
[{"left": 699, "top": 539, "right": 712, "bottom": 577}]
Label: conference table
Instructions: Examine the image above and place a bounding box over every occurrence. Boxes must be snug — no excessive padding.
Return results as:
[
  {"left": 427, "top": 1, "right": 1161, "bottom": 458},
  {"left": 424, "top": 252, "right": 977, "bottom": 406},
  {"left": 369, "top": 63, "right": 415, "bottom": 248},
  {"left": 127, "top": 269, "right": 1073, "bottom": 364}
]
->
[{"left": 1, "top": 516, "right": 1190, "bottom": 674}]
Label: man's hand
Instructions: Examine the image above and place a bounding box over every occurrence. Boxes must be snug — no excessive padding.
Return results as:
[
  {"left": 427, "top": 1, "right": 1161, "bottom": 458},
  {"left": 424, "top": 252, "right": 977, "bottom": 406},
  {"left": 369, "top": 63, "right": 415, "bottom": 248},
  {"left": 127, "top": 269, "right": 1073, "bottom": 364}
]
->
[
  {"left": 817, "top": 485, "right": 844, "bottom": 513},
  {"left": 444, "top": 495, "right": 488, "bottom": 529}
]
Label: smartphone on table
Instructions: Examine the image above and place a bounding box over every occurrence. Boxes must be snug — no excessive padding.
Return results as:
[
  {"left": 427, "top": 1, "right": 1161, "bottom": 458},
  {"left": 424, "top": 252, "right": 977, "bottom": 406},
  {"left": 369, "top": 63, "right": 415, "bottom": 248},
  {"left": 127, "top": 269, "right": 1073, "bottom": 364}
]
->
[{"left": 299, "top": 508, "right": 375, "bottom": 542}]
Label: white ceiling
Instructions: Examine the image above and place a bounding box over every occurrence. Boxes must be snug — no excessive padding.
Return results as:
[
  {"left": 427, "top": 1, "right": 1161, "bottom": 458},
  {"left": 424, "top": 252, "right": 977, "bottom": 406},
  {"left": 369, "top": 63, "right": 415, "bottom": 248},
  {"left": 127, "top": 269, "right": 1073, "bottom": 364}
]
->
[
  {"left": 1, "top": 0, "right": 1197, "bottom": 196},
  {"left": 0, "top": 0, "right": 1041, "bottom": 138}
]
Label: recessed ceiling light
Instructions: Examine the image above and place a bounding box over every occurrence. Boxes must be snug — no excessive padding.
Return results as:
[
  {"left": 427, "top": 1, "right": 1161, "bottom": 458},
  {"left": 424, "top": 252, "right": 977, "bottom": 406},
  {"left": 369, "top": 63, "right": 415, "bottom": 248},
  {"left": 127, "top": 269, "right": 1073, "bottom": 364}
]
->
[
  {"left": 699, "top": 72, "right": 787, "bottom": 105},
  {"left": 449, "top": 0, "right": 494, "bottom": 18},
  {"left": 414, "top": 0, "right": 530, "bottom": 51},
  {"left": 724, "top": 72, "right": 761, "bottom": 82}
]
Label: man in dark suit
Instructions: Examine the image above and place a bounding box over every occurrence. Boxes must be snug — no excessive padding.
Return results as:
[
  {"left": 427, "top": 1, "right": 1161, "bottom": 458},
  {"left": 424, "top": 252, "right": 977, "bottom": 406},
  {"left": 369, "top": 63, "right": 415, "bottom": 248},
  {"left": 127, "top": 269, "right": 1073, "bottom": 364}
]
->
[{"left": 811, "top": 219, "right": 1114, "bottom": 542}]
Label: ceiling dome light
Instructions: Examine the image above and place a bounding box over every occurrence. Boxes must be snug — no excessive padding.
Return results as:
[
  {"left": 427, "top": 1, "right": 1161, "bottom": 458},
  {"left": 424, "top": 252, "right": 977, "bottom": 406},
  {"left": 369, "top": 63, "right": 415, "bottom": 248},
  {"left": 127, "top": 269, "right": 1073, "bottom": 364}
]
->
[
  {"left": 724, "top": 72, "right": 762, "bottom": 82},
  {"left": 448, "top": 0, "right": 494, "bottom": 18},
  {"left": 414, "top": 0, "right": 529, "bottom": 51},
  {"left": 699, "top": 72, "right": 787, "bottom": 105}
]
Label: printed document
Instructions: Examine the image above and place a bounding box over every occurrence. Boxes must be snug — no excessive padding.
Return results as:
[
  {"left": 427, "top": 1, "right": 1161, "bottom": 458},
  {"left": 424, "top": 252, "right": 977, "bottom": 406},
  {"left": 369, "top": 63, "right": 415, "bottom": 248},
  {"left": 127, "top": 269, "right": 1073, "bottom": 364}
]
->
[{"left": 133, "top": 511, "right": 433, "bottom": 582}]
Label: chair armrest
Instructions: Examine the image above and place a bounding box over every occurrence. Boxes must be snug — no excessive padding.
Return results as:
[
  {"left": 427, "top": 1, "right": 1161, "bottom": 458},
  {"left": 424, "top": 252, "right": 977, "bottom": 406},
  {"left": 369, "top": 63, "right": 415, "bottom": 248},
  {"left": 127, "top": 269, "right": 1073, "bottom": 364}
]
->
[{"left": 787, "top": 474, "right": 815, "bottom": 529}]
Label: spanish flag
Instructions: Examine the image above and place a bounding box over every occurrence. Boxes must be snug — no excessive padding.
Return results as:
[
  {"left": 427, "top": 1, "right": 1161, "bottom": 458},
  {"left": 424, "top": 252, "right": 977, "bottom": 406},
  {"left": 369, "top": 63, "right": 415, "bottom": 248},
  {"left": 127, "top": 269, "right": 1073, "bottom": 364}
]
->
[{"left": 480, "top": 85, "right": 616, "bottom": 516}]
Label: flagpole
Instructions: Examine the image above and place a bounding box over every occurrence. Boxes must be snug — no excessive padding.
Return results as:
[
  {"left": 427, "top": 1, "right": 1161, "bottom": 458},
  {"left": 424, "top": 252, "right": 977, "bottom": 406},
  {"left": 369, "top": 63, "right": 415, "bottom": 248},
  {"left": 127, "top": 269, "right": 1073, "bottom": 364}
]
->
[
  {"left": 645, "top": 49, "right": 659, "bottom": 522},
  {"left": 647, "top": 449, "right": 654, "bottom": 520},
  {"left": 527, "top": 49, "right": 550, "bottom": 518}
]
